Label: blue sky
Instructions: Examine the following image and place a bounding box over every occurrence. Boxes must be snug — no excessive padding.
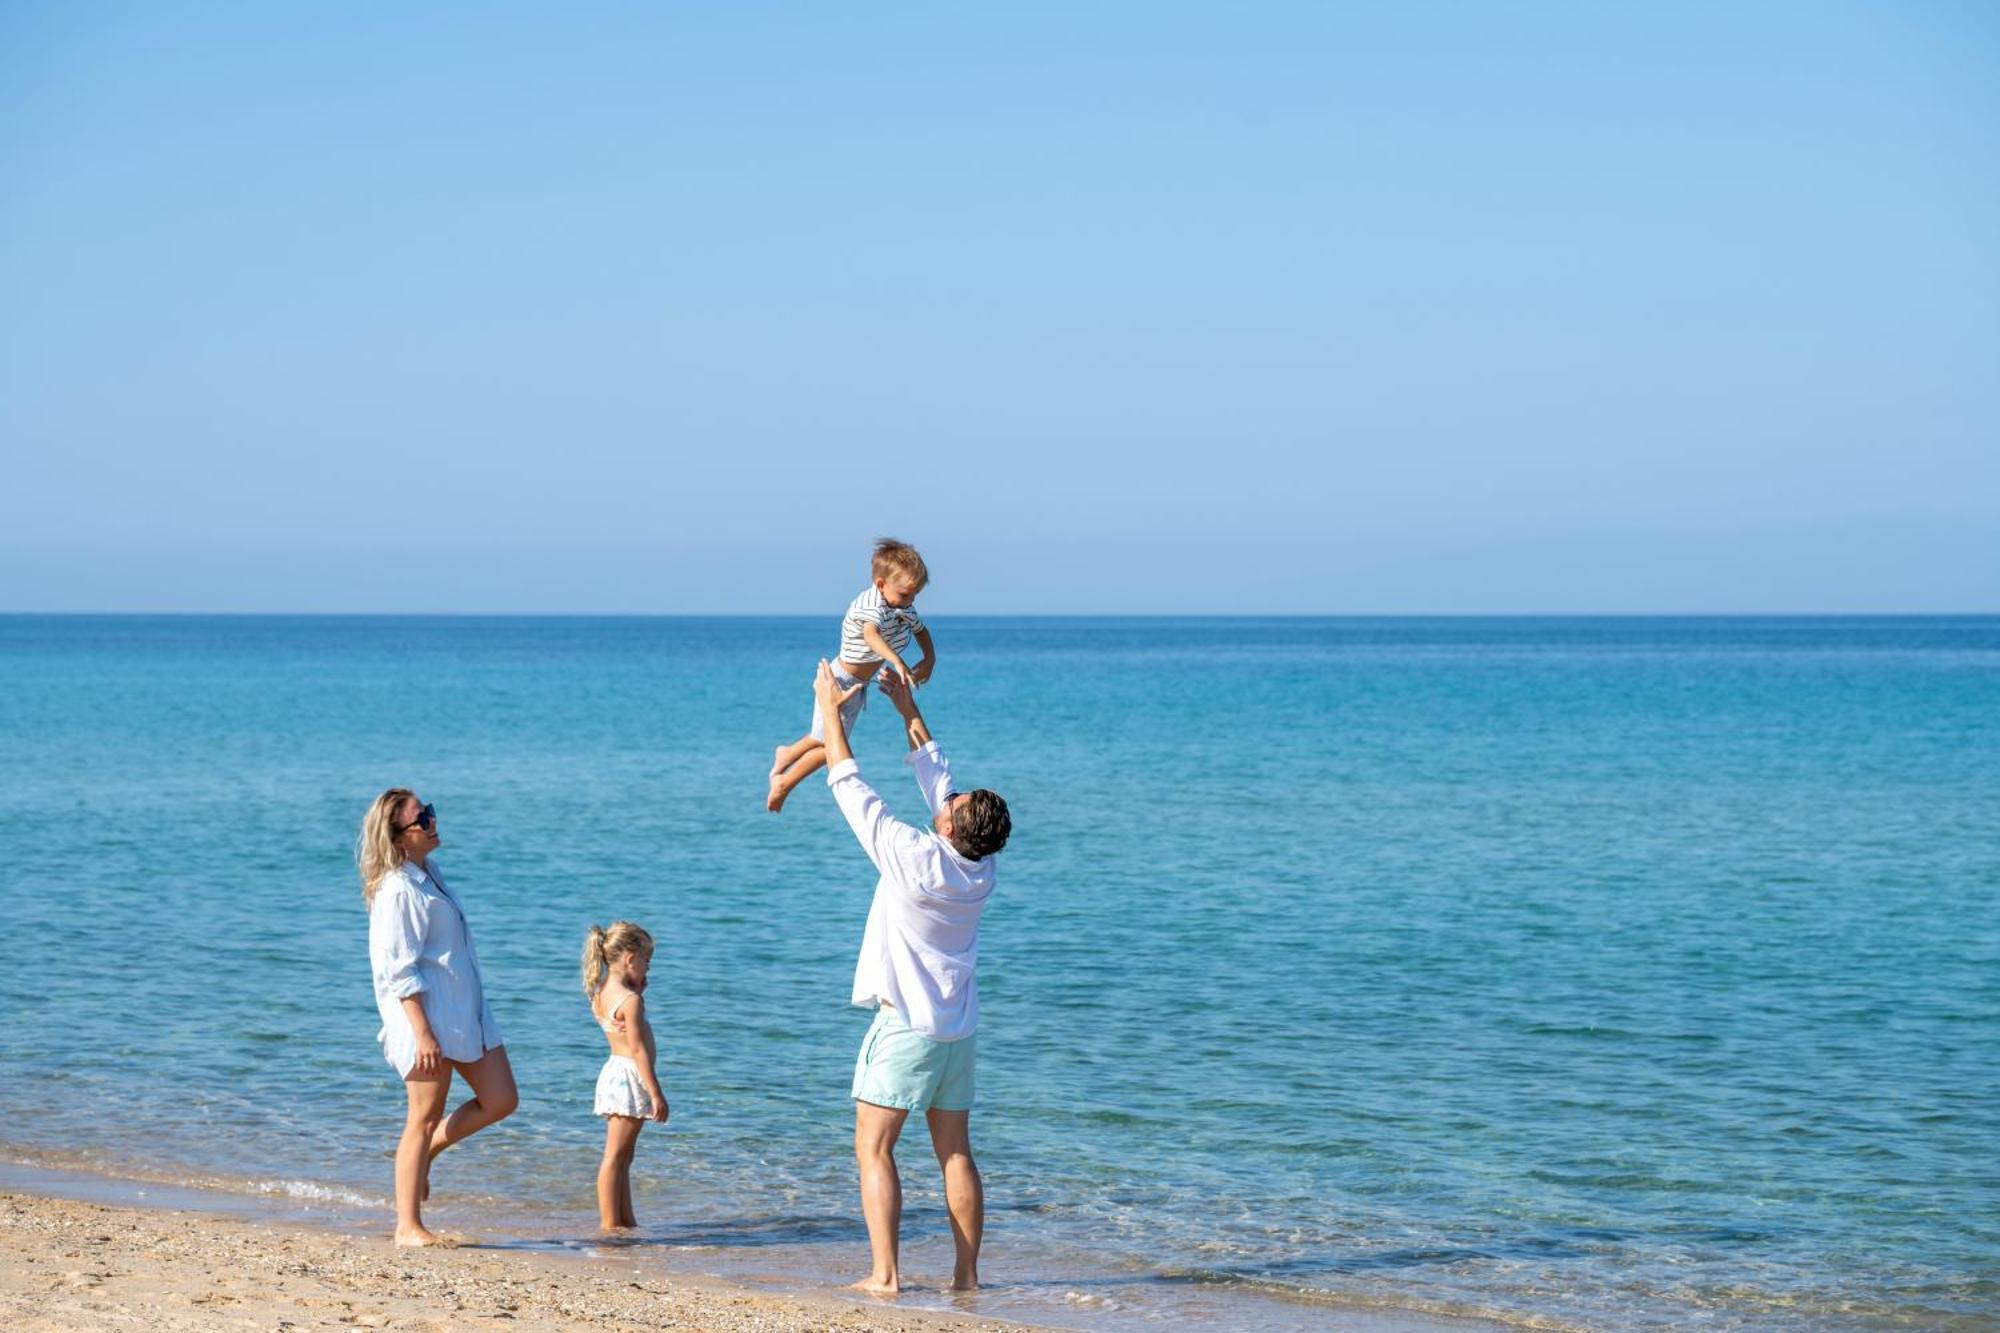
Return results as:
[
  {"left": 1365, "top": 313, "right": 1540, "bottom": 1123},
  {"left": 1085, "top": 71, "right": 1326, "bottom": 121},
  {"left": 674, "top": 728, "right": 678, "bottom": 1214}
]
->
[{"left": 3, "top": 2, "right": 1995, "bottom": 613}]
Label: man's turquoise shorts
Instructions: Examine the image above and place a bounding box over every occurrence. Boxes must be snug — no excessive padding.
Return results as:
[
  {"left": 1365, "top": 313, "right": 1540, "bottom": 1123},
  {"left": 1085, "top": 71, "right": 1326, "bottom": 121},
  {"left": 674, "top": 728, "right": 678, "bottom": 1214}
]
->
[{"left": 851, "top": 1005, "right": 976, "bottom": 1112}]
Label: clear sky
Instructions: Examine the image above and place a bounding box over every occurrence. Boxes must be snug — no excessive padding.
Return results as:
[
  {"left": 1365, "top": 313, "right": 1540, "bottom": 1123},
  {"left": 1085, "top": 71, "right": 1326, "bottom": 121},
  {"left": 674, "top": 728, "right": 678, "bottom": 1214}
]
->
[{"left": 3, "top": 2, "right": 1995, "bottom": 614}]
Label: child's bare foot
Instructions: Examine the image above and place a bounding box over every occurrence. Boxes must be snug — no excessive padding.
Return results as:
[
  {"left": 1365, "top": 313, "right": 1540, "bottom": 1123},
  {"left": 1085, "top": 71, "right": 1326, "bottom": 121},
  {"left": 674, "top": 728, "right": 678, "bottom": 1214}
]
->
[
  {"left": 766, "top": 772, "right": 790, "bottom": 813},
  {"left": 394, "top": 1225, "right": 453, "bottom": 1248},
  {"left": 848, "top": 1275, "right": 902, "bottom": 1296}
]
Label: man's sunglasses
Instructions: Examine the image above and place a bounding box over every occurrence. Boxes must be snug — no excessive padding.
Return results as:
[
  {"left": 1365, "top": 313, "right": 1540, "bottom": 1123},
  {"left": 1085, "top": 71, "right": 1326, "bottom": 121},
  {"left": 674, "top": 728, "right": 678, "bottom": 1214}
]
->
[{"left": 394, "top": 803, "right": 437, "bottom": 836}]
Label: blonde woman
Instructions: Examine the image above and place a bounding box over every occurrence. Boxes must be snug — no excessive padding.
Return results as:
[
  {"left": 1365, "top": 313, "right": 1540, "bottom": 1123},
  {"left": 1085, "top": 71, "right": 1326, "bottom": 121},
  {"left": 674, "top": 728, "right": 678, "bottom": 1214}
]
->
[
  {"left": 359, "top": 788, "right": 518, "bottom": 1247},
  {"left": 582, "top": 921, "right": 669, "bottom": 1230}
]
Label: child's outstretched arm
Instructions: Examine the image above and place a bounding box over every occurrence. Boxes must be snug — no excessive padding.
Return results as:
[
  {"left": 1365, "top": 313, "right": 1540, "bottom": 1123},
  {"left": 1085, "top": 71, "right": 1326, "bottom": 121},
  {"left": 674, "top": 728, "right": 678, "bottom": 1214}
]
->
[
  {"left": 627, "top": 994, "right": 669, "bottom": 1124},
  {"left": 911, "top": 626, "right": 937, "bottom": 686},
  {"left": 861, "top": 622, "right": 916, "bottom": 690}
]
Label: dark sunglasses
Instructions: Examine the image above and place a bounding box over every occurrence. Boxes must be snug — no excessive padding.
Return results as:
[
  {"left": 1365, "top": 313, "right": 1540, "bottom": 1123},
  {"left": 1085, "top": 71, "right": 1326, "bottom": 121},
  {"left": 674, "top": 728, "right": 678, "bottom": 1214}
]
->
[{"left": 394, "top": 802, "right": 436, "bottom": 836}]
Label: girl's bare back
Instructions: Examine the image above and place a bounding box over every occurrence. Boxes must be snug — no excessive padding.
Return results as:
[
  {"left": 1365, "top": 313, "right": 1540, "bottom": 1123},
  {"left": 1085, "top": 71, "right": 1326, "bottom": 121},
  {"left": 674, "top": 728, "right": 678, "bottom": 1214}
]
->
[{"left": 593, "top": 985, "right": 648, "bottom": 1061}]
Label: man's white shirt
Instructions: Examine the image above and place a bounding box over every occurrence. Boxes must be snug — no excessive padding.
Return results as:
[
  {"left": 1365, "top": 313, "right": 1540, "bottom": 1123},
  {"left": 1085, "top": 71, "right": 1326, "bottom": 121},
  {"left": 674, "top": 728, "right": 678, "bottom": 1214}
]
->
[{"left": 827, "top": 741, "right": 993, "bottom": 1042}]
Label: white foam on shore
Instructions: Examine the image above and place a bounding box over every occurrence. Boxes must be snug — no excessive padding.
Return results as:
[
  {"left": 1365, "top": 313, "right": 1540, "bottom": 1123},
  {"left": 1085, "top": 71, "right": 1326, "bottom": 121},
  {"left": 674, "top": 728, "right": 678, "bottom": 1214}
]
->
[
  {"left": 2, "top": 1143, "right": 390, "bottom": 1215},
  {"left": 247, "top": 1178, "right": 385, "bottom": 1209}
]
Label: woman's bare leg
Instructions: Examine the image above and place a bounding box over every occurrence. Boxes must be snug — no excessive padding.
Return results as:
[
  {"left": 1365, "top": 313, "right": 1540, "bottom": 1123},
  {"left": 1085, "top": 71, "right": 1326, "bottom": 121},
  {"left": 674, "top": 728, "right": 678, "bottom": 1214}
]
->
[
  {"left": 424, "top": 1046, "right": 519, "bottom": 1194},
  {"left": 396, "top": 1072, "right": 452, "bottom": 1246}
]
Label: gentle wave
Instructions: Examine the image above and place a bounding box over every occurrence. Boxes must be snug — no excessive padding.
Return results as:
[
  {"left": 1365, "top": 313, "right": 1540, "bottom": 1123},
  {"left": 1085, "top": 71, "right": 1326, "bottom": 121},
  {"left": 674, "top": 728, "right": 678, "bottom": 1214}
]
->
[
  {"left": 2, "top": 1143, "right": 389, "bottom": 1213},
  {"left": 246, "top": 1178, "right": 386, "bottom": 1209}
]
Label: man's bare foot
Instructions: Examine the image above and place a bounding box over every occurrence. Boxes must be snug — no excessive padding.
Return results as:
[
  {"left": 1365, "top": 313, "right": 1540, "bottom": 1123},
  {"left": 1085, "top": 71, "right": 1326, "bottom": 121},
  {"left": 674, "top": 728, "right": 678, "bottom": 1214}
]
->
[
  {"left": 393, "top": 1225, "right": 452, "bottom": 1248},
  {"left": 948, "top": 1277, "right": 980, "bottom": 1292},
  {"left": 848, "top": 1276, "right": 901, "bottom": 1296},
  {"left": 766, "top": 773, "right": 790, "bottom": 813}
]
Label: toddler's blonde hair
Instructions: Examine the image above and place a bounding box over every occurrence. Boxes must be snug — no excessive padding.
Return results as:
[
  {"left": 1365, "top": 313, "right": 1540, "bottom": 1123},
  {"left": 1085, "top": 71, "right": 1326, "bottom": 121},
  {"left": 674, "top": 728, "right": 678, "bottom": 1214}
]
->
[
  {"left": 872, "top": 537, "right": 929, "bottom": 590},
  {"left": 581, "top": 921, "right": 655, "bottom": 998}
]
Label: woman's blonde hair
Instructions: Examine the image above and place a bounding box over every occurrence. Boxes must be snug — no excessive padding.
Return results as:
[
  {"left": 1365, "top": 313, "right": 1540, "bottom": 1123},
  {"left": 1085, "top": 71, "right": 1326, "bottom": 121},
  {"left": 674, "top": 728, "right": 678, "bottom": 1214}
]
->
[
  {"left": 357, "top": 787, "right": 418, "bottom": 906},
  {"left": 582, "top": 921, "right": 655, "bottom": 998}
]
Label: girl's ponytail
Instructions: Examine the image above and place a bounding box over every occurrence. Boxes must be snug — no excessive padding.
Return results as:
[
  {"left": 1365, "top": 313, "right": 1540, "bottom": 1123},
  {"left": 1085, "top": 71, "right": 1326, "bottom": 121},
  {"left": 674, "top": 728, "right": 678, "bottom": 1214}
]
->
[
  {"left": 581, "top": 924, "right": 609, "bottom": 997},
  {"left": 582, "top": 920, "right": 654, "bottom": 998}
]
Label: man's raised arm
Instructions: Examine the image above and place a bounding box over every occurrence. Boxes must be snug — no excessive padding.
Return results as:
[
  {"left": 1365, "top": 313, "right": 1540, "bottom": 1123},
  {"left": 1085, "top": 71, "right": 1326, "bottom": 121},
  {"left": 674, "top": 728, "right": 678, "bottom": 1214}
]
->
[
  {"left": 815, "top": 660, "right": 925, "bottom": 872},
  {"left": 876, "top": 671, "right": 956, "bottom": 817}
]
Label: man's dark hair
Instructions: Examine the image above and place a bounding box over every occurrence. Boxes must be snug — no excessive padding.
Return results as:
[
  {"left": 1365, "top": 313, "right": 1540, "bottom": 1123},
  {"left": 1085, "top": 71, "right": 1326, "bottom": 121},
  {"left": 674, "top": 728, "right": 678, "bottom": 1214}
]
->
[{"left": 950, "top": 790, "right": 1011, "bottom": 860}]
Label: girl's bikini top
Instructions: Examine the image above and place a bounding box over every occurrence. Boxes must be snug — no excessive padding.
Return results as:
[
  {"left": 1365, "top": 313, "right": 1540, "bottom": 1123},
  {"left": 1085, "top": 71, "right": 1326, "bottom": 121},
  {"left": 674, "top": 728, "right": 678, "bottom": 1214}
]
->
[{"left": 594, "top": 989, "right": 634, "bottom": 1034}]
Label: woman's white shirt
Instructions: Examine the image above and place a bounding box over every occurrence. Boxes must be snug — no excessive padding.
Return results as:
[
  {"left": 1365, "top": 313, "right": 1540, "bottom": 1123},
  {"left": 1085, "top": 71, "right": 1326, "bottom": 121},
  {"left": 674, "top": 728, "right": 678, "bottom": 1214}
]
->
[{"left": 368, "top": 860, "right": 502, "bottom": 1077}]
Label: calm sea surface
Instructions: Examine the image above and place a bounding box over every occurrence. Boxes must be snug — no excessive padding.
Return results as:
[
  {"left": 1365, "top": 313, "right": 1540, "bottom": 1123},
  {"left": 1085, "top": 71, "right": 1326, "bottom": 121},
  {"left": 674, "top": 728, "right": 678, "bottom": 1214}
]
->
[{"left": 1, "top": 615, "right": 1995, "bottom": 1330}]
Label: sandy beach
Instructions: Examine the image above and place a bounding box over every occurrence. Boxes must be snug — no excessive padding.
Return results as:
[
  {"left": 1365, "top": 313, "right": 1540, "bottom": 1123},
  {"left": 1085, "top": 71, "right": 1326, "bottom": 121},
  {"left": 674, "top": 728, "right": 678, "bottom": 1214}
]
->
[{"left": 0, "top": 1191, "right": 1036, "bottom": 1333}]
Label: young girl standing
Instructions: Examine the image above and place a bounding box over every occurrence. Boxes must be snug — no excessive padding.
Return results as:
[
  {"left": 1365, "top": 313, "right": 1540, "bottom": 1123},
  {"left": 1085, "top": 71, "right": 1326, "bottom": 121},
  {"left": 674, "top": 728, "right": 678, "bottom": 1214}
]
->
[{"left": 581, "top": 921, "right": 670, "bottom": 1230}]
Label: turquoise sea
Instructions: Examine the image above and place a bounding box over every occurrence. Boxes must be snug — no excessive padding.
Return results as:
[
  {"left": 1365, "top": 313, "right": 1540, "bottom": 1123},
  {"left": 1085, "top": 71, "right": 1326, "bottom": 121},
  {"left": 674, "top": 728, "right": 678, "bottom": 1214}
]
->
[{"left": 0, "top": 615, "right": 1995, "bottom": 1330}]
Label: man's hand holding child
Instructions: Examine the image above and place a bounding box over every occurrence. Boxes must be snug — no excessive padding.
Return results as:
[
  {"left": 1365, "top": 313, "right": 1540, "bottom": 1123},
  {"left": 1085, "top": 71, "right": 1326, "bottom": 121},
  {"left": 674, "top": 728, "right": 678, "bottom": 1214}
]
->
[{"left": 815, "top": 660, "right": 865, "bottom": 715}]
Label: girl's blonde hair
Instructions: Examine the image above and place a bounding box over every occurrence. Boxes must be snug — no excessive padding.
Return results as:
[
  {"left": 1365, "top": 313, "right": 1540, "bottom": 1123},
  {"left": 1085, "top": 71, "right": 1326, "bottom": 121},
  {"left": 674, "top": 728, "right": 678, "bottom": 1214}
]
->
[
  {"left": 582, "top": 921, "right": 655, "bottom": 998},
  {"left": 357, "top": 787, "right": 418, "bottom": 906}
]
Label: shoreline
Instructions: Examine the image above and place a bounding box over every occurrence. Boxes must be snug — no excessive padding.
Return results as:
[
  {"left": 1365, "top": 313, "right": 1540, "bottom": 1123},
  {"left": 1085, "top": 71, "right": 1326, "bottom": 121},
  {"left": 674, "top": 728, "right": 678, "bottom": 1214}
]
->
[
  {"left": 0, "top": 1170, "right": 1035, "bottom": 1333},
  {"left": 0, "top": 1156, "right": 1518, "bottom": 1332}
]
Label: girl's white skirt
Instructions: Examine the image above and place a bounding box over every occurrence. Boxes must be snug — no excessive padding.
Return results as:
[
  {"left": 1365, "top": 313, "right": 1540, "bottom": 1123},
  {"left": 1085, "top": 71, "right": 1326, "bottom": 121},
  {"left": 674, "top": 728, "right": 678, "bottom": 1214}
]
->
[{"left": 594, "top": 1055, "right": 655, "bottom": 1119}]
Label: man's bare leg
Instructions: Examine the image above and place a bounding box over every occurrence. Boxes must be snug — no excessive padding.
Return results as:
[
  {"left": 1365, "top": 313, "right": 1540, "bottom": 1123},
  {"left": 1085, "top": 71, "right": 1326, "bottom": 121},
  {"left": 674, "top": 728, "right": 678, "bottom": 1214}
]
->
[
  {"left": 767, "top": 744, "right": 830, "bottom": 812},
  {"left": 851, "top": 1100, "right": 910, "bottom": 1294},
  {"left": 927, "top": 1108, "right": 983, "bottom": 1290}
]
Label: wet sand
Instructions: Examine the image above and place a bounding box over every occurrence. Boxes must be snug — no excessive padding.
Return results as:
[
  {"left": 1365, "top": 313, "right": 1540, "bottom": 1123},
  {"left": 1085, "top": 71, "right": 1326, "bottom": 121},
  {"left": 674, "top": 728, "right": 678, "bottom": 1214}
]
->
[{"left": 0, "top": 1190, "right": 1035, "bottom": 1333}]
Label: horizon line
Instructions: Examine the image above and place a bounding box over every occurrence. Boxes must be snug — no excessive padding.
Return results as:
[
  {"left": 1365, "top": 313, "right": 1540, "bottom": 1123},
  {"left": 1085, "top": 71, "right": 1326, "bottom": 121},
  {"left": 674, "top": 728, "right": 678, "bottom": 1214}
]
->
[{"left": 3, "top": 610, "right": 1996, "bottom": 621}]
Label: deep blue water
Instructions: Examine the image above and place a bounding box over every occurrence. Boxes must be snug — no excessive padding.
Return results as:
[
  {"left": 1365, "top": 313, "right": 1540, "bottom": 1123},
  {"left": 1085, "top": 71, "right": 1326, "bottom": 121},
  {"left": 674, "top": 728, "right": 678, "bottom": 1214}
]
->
[{"left": 0, "top": 615, "right": 1995, "bottom": 1330}]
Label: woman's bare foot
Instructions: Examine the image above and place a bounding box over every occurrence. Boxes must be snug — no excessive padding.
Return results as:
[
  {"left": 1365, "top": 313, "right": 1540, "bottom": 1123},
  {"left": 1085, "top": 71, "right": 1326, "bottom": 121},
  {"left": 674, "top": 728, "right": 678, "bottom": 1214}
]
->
[
  {"left": 394, "top": 1225, "right": 452, "bottom": 1248},
  {"left": 770, "top": 746, "right": 788, "bottom": 779},
  {"left": 766, "top": 772, "right": 790, "bottom": 813},
  {"left": 848, "top": 1276, "right": 901, "bottom": 1296}
]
